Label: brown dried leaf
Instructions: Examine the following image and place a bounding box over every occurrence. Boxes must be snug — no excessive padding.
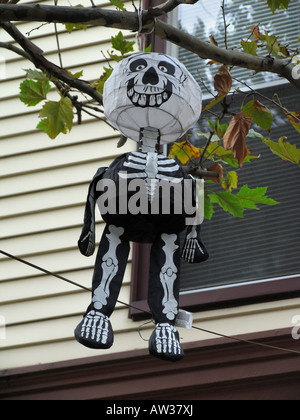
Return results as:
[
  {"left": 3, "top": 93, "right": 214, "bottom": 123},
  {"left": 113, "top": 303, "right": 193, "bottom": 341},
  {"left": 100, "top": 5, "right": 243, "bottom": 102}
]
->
[
  {"left": 223, "top": 113, "right": 252, "bottom": 167},
  {"left": 206, "top": 163, "right": 223, "bottom": 183},
  {"left": 250, "top": 24, "right": 262, "bottom": 39},
  {"left": 209, "top": 35, "right": 218, "bottom": 46},
  {"left": 214, "top": 65, "right": 232, "bottom": 97}
]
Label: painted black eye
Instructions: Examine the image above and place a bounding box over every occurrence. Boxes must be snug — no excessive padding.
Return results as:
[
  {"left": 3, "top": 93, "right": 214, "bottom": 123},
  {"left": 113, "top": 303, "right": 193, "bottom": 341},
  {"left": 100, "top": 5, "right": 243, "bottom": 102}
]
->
[
  {"left": 158, "top": 61, "right": 175, "bottom": 75},
  {"left": 130, "top": 59, "right": 148, "bottom": 72}
]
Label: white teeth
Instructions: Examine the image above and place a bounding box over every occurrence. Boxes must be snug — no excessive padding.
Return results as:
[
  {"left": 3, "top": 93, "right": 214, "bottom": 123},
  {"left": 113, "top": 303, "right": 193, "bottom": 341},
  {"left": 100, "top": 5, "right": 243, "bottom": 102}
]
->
[
  {"left": 139, "top": 94, "right": 147, "bottom": 106},
  {"left": 132, "top": 93, "right": 139, "bottom": 103},
  {"left": 150, "top": 95, "right": 156, "bottom": 106},
  {"left": 156, "top": 94, "right": 162, "bottom": 105},
  {"left": 128, "top": 88, "right": 170, "bottom": 106}
]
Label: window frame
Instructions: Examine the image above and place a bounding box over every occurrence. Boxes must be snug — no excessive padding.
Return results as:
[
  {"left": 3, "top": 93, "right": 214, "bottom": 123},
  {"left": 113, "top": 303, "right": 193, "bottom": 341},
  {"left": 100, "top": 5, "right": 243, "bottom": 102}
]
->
[
  {"left": 128, "top": 0, "right": 300, "bottom": 321},
  {"left": 129, "top": 242, "right": 300, "bottom": 320}
]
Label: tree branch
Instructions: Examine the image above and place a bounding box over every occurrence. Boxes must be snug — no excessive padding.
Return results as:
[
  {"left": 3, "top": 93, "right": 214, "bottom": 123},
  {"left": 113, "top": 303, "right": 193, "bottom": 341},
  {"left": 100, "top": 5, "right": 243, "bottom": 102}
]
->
[
  {"left": 0, "top": 41, "right": 31, "bottom": 60},
  {"left": 0, "top": 3, "right": 299, "bottom": 92},
  {"left": 0, "top": 20, "right": 103, "bottom": 104}
]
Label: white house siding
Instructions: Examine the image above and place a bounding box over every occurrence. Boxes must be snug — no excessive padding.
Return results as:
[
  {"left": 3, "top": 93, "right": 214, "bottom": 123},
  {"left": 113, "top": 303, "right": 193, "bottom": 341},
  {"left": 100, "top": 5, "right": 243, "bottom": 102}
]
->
[
  {"left": 1, "top": 0, "right": 299, "bottom": 371},
  {"left": 0, "top": 0, "right": 140, "bottom": 370}
]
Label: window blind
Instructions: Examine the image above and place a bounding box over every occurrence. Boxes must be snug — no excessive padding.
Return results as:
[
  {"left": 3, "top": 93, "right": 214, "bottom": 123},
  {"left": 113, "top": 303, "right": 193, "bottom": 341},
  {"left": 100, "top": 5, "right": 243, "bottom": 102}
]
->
[
  {"left": 179, "top": 83, "right": 300, "bottom": 292},
  {"left": 173, "top": 0, "right": 300, "bottom": 292},
  {"left": 177, "top": 0, "right": 300, "bottom": 93}
]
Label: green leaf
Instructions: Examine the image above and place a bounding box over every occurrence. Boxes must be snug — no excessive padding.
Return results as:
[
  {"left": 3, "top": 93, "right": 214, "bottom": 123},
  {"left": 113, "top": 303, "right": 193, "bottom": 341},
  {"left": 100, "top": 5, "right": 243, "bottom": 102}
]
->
[
  {"left": 205, "top": 143, "right": 239, "bottom": 167},
  {"left": 108, "top": 0, "right": 126, "bottom": 10},
  {"left": 204, "top": 193, "right": 214, "bottom": 220},
  {"left": 241, "top": 40, "right": 258, "bottom": 56},
  {"left": 208, "top": 120, "right": 228, "bottom": 140},
  {"left": 66, "top": 69, "right": 83, "bottom": 79},
  {"left": 37, "top": 96, "right": 73, "bottom": 139},
  {"left": 95, "top": 66, "right": 113, "bottom": 94},
  {"left": 24, "top": 68, "right": 48, "bottom": 81},
  {"left": 236, "top": 184, "right": 279, "bottom": 209},
  {"left": 242, "top": 100, "right": 273, "bottom": 131},
  {"left": 169, "top": 140, "right": 201, "bottom": 165},
  {"left": 65, "top": 22, "right": 88, "bottom": 33},
  {"left": 267, "top": 0, "right": 290, "bottom": 13},
  {"left": 208, "top": 191, "right": 245, "bottom": 218},
  {"left": 19, "top": 79, "right": 51, "bottom": 106},
  {"left": 222, "top": 170, "right": 238, "bottom": 192},
  {"left": 203, "top": 94, "right": 226, "bottom": 112},
  {"left": 260, "top": 30, "right": 289, "bottom": 58},
  {"left": 286, "top": 111, "right": 300, "bottom": 133},
  {"left": 264, "top": 137, "right": 300, "bottom": 165},
  {"left": 111, "top": 32, "right": 135, "bottom": 56},
  {"left": 208, "top": 185, "right": 278, "bottom": 218}
]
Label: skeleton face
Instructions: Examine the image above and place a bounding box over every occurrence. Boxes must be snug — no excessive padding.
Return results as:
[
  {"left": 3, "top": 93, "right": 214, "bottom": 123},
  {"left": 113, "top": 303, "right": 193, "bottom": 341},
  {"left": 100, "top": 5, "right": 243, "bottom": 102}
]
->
[
  {"left": 103, "top": 52, "right": 202, "bottom": 143},
  {"left": 124, "top": 54, "right": 187, "bottom": 108}
]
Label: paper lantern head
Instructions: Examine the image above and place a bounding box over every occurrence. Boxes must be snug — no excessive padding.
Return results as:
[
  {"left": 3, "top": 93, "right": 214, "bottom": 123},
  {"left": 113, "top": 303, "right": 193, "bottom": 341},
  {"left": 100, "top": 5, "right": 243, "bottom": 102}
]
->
[{"left": 103, "top": 52, "right": 202, "bottom": 144}]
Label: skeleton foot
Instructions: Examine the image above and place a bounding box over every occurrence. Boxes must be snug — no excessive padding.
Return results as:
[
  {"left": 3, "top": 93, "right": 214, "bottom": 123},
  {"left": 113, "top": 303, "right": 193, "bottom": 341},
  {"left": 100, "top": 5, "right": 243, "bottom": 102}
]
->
[
  {"left": 149, "top": 323, "right": 184, "bottom": 362},
  {"left": 74, "top": 310, "right": 114, "bottom": 349}
]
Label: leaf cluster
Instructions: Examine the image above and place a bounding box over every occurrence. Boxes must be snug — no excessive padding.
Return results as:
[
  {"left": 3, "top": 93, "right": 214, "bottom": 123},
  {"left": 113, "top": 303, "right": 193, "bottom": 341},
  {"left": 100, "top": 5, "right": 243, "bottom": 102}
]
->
[
  {"left": 169, "top": 58, "right": 300, "bottom": 220},
  {"left": 19, "top": 69, "right": 74, "bottom": 139}
]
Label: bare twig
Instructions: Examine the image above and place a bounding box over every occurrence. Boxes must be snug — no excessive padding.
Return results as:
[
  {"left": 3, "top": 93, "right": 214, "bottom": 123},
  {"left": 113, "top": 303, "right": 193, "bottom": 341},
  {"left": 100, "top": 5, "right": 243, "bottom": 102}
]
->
[
  {"left": 221, "top": 0, "right": 229, "bottom": 50},
  {"left": 234, "top": 77, "right": 300, "bottom": 123}
]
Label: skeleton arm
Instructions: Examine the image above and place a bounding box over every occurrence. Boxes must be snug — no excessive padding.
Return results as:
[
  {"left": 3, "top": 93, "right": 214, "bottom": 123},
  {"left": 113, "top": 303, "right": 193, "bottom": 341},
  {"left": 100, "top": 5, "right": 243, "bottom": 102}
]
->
[
  {"left": 78, "top": 167, "right": 107, "bottom": 257},
  {"left": 181, "top": 176, "right": 209, "bottom": 264}
]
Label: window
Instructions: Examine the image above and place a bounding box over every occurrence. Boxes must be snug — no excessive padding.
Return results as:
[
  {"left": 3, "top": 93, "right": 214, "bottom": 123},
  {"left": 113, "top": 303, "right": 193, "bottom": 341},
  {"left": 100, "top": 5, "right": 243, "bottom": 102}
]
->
[{"left": 129, "top": 0, "right": 300, "bottom": 319}]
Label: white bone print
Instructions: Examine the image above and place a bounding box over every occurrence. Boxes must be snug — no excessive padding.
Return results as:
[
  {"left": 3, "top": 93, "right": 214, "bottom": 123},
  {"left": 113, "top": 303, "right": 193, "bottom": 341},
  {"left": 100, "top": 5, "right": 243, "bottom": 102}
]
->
[
  {"left": 119, "top": 152, "right": 182, "bottom": 201},
  {"left": 92, "top": 225, "right": 124, "bottom": 310},
  {"left": 160, "top": 233, "right": 179, "bottom": 321}
]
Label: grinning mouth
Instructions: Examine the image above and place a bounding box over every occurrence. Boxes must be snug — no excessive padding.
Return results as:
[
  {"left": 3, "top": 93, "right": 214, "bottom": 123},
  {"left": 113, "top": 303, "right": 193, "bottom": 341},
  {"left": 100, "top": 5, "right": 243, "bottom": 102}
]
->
[{"left": 127, "top": 78, "right": 173, "bottom": 108}]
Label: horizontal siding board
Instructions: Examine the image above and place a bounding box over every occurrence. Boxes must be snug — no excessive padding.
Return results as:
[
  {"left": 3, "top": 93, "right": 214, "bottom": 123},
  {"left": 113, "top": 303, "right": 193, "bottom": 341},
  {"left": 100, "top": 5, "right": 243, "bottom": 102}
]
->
[
  {"left": 0, "top": 207, "right": 84, "bottom": 238},
  {"left": 0, "top": 248, "right": 98, "bottom": 282},
  {"left": 0, "top": 265, "right": 131, "bottom": 303},
  {"left": 0, "top": 246, "right": 133, "bottom": 282},
  {"left": 0, "top": 281, "right": 131, "bottom": 328},
  {"left": 1, "top": 298, "right": 299, "bottom": 370},
  {"left": 1, "top": 225, "right": 101, "bottom": 256},
  {"left": 0, "top": 0, "right": 139, "bottom": 370},
  {"left": 0, "top": 121, "right": 121, "bottom": 156},
  {"left": 0, "top": 323, "right": 146, "bottom": 371},
  {"left": 0, "top": 184, "right": 87, "bottom": 217},
  {"left": 0, "top": 134, "right": 132, "bottom": 178}
]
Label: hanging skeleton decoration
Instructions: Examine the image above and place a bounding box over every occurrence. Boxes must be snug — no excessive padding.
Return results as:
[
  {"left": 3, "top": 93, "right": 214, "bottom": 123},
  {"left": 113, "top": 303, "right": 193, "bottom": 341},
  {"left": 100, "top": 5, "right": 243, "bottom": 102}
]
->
[{"left": 74, "top": 53, "right": 209, "bottom": 362}]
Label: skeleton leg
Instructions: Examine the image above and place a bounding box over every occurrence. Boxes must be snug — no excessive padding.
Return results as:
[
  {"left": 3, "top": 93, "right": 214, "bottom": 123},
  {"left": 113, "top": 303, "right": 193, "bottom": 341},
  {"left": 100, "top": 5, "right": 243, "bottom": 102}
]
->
[
  {"left": 147, "top": 233, "right": 184, "bottom": 361},
  {"left": 148, "top": 232, "right": 181, "bottom": 323},
  {"left": 74, "top": 224, "right": 130, "bottom": 349},
  {"left": 92, "top": 224, "right": 126, "bottom": 311}
]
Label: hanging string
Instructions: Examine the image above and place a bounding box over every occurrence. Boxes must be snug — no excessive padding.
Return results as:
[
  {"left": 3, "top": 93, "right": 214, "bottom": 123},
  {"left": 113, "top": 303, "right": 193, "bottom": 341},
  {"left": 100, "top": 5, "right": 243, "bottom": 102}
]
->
[
  {"left": 134, "top": 0, "right": 157, "bottom": 53},
  {"left": 136, "top": 6, "right": 144, "bottom": 52},
  {"left": 1, "top": 248, "right": 300, "bottom": 356}
]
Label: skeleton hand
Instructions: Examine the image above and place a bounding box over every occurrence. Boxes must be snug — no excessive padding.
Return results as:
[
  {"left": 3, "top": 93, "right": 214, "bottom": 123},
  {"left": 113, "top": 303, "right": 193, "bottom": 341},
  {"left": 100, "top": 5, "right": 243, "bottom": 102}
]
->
[
  {"left": 181, "top": 225, "right": 209, "bottom": 263},
  {"left": 74, "top": 310, "right": 114, "bottom": 349},
  {"left": 149, "top": 323, "right": 184, "bottom": 362},
  {"left": 78, "top": 229, "right": 95, "bottom": 257}
]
